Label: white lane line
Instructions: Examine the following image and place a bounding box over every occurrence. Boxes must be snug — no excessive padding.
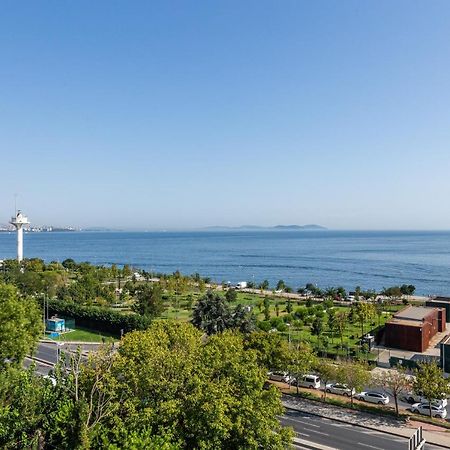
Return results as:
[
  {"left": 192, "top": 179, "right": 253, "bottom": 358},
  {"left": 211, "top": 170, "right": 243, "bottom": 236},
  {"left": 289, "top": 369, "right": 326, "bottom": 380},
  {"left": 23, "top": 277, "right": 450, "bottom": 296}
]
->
[
  {"left": 358, "top": 443, "right": 380, "bottom": 449},
  {"left": 297, "top": 432, "right": 310, "bottom": 437},
  {"left": 283, "top": 416, "right": 320, "bottom": 428},
  {"left": 310, "top": 430, "right": 330, "bottom": 437},
  {"left": 292, "top": 437, "right": 336, "bottom": 450}
]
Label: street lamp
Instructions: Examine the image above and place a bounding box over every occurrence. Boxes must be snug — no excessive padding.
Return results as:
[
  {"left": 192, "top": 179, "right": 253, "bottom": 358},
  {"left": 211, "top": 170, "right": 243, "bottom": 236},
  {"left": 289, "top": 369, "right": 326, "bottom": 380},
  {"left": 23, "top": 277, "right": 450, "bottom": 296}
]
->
[{"left": 56, "top": 342, "right": 64, "bottom": 364}]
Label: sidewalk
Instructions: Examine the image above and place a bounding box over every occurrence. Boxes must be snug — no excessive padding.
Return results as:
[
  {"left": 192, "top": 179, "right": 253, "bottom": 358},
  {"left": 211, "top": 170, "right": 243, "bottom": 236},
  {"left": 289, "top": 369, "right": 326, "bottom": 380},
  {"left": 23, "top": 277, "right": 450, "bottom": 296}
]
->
[{"left": 282, "top": 394, "right": 450, "bottom": 448}]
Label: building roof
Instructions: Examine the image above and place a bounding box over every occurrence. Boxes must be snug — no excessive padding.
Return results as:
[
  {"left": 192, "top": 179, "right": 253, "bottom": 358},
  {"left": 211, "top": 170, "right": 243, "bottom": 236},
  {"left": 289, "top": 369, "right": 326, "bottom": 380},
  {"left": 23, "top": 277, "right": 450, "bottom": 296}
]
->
[
  {"left": 431, "top": 296, "right": 450, "bottom": 303},
  {"left": 393, "top": 306, "right": 436, "bottom": 322},
  {"left": 387, "top": 318, "right": 423, "bottom": 328}
]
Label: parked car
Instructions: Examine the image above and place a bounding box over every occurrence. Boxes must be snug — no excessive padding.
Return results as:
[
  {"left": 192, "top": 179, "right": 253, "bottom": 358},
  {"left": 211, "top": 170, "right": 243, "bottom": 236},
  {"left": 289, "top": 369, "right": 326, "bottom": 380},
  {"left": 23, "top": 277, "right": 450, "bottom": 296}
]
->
[
  {"left": 293, "top": 375, "right": 321, "bottom": 389},
  {"left": 268, "top": 371, "right": 291, "bottom": 383},
  {"left": 405, "top": 393, "right": 448, "bottom": 409},
  {"left": 356, "top": 391, "right": 389, "bottom": 405},
  {"left": 411, "top": 403, "right": 447, "bottom": 419},
  {"left": 325, "top": 383, "right": 355, "bottom": 397}
]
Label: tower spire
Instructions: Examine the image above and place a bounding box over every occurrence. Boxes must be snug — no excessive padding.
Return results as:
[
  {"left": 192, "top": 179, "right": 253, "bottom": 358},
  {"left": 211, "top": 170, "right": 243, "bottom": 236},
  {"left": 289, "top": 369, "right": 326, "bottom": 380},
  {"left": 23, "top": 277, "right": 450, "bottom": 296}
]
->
[{"left": 10, "top": 209, "right": 30, "bottom": 262}]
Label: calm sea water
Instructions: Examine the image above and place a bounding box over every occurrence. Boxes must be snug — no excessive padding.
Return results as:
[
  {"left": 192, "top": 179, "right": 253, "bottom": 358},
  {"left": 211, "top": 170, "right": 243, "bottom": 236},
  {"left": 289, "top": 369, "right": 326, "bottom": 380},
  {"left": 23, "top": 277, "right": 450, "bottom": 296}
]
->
[{"left": 0, "top": 230, "right": 449, "bottom": 295}]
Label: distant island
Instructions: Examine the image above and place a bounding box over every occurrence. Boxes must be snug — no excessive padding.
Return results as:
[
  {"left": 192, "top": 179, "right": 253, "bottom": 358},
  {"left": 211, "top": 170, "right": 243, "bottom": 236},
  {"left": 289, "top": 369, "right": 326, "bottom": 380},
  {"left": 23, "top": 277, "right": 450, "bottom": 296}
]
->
[{"left": 203, "top": 224, "right": 327, "bottom": 231}]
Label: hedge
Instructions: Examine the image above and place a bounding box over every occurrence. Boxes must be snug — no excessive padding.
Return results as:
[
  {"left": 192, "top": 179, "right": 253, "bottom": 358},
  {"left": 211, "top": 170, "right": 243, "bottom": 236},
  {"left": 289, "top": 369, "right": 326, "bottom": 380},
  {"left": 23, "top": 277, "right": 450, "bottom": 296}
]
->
[{"left": 42, "top": 299, "right": 152, "bottom": 336}]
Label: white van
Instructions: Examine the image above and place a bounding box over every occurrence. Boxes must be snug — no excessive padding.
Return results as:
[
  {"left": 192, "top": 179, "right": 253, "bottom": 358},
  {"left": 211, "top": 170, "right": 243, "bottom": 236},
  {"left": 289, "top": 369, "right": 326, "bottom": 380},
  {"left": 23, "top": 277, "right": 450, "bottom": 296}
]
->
[{"left": 294, "top": 375, "right": 321, "bottom": 389}]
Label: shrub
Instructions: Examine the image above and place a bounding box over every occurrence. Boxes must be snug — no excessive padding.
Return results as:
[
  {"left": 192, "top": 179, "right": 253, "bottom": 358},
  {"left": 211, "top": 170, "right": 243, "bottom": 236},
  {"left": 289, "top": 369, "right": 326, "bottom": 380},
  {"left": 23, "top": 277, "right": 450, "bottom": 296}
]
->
[
  {"left": 257, "top": 320, "right": 272, "bottom": 332},
  {"left": 43, "top": 299, "right": 152, "bottom": 336}
]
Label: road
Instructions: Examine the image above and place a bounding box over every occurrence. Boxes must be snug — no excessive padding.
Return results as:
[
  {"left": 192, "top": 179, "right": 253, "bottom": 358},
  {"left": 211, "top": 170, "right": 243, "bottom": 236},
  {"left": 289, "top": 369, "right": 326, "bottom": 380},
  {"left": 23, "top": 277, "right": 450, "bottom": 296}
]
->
[
  {"left": 281, "top": 409, "right": 442, "bottom": 450},
  {"left": 26, "top": 341, "right": 100, "bottom": 375}
]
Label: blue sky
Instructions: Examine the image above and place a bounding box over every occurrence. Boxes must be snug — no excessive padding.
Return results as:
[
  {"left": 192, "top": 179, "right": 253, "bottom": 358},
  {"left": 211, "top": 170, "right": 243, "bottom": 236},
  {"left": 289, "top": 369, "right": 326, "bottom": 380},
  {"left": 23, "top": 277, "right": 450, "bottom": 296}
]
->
[{"left": 1, "top": 1, "right": 449, "bottom": 230}]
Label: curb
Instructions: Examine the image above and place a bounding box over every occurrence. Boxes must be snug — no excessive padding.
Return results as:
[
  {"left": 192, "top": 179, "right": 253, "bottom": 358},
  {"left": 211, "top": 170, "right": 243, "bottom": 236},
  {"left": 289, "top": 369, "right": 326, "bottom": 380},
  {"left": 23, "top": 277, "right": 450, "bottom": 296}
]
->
[
  {"left": 40, "top": 339, "right": 102, "bottom": 345},
  {"left": 282, "top": 399, "right": 450, "bottom": 449},
  {"left": 26, "top": 356, "right": 55, "bottom": 367}
]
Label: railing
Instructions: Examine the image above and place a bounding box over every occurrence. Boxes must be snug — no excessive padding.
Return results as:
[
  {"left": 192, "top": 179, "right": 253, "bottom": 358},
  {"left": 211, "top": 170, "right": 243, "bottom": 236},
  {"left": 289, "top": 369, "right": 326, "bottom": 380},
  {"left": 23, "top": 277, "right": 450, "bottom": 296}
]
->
[{"left": 408, "top": 426, "right": 425, "bottom": 450}]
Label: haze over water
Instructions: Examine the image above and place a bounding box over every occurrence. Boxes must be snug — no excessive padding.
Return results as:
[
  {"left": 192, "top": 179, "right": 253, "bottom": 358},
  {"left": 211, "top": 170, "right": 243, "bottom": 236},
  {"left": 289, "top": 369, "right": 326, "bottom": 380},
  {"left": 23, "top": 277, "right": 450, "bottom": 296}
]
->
[{"left": 1, "top": 230, "right": 449, "bottom": 296}]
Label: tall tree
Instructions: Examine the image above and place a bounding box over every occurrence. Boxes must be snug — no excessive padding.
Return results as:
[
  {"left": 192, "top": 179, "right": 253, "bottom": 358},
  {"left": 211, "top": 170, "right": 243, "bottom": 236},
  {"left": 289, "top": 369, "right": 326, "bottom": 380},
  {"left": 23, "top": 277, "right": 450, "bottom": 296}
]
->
[
  {"left": 338, "top": 361, "right": 370, "bottom": 407},
  {"left": 0, "top": 283, "right": 41, "bottom": 367},
  {"left": 244, "top": 332, "right": 290, "bottom": 371},
  {"left": 288, "top": 343, "right": 317, "bottom": 394},
  {"left": 132, "top": 284, "right": 164, "bottom": 318},
  {"left": 374, "top": 367, "right": 412, "bottom": 415},
  {"left": 225, "top": 288, "right": 237, "bottom": 303},
  {"left": 192, "top": 291, "right": 254, "bottom": 335},
  {"left": 108, "top": 322, "right": 293, "bottom": 449},
  {"left": 315, "top": 360, "right": 339, "bottom": 400},
  {"left": 414, "top": 362, "right": 450, "bottom": 418},
  {"left": 335, "top": 311, "right": 348, "bottom": 348},
  {"left": 355, "top": 302, "right": 375, "bottom": 337},
  {"left": 276, "top": 280, "right": 286, "bottom": 291}
]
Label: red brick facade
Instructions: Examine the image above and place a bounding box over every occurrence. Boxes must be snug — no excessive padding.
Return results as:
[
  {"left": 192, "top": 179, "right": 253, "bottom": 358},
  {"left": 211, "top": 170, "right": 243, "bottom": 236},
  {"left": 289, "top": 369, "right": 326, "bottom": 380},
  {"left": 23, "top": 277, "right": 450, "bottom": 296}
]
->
[{"left": 385, "top": 307, "right": 446, "bottom": 353}]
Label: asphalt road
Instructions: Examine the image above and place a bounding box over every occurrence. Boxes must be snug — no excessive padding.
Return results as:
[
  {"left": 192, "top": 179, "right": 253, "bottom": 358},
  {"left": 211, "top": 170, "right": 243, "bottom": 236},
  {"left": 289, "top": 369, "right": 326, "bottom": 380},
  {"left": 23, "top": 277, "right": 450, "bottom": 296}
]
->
[{"left": 280, "top": 409, "right": 442, "bottom": 450}]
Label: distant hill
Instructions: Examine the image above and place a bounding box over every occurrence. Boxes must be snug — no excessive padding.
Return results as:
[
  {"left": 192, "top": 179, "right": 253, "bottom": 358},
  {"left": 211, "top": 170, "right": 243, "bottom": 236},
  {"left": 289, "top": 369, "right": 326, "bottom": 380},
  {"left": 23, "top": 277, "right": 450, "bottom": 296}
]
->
[
  {"left": 273, "top": 224, "right": 327, "bottom": 230},
  {"left": 203, "top": 224, "right": 327, "bottom": 231}
]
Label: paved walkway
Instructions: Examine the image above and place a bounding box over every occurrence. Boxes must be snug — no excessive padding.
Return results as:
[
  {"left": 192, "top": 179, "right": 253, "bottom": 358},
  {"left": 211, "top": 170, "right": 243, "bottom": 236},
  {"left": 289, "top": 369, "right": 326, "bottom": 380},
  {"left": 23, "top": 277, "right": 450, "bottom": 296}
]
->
[{"left": 282, "top": 394, "right": 450, "bottom": 448}]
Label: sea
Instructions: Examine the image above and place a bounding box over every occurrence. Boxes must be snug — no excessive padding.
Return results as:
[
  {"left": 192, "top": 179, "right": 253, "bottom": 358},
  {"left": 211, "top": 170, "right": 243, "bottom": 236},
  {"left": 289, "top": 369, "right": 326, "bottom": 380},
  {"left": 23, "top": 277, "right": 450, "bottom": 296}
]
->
[{"left": 0, "top": 230, "right": 449, "bottom": 296}]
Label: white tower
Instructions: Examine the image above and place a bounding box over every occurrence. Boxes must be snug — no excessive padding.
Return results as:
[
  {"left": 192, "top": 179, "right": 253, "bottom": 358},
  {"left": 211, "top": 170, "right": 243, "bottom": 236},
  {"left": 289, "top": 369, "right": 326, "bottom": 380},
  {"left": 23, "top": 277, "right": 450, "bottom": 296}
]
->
[{"left": 10, "top": 210, "right": 30, "bottom": 262}]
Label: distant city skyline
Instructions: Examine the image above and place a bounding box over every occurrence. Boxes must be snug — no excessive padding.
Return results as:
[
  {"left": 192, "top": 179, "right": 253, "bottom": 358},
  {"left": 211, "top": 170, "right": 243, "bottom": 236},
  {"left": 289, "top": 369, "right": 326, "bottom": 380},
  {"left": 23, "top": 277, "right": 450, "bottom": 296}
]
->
[{"left": 1, "top": 1, "right": 450, "bottom": 230}]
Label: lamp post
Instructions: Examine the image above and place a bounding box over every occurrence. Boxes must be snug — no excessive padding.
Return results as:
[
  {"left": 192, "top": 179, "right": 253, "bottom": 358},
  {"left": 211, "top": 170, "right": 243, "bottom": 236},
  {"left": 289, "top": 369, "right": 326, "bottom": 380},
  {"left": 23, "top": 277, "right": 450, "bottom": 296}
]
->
[{"left": 56, "top": 342, "right": 64, "bottom": 364}]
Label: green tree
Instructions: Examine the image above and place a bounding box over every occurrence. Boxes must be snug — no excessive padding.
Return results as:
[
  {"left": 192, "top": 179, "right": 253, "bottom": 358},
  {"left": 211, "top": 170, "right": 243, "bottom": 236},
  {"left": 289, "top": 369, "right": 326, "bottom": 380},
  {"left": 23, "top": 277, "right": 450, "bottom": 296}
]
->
[
  {"left": 286, "top": 299, "right": 293, "bottom": 314},
  {"left": 311, "top": 316, "right": 325, "bottom": 336},
  {"left": 263, "top": 296, "right": 271, "bottom": 321},
  {"left": 132, "top": 284, "right": 164, "bottom": 318},
  {"left": 315, "top": 360, "right": 338, "bottom": 400},
  {"left": 259, "top": 279, "right": 270, "bottom": 290},
  {"left": 0, "top": 365, "right": 65, "bottom": 448},
  {"left": 355, "top": 302, "right": 375, "bottom": 337},
  {"left": 0, "top": 283, "right": 41, "bottom": 367},
  {"left": 335, "top": 311, "right": 348, "bottom": 348},
  {"left": 275, "top": 302, "right": 280, "bottom": 317},
  {"left": 276, "top": 280, "right": 286, "bottom": 291},
  {"left": 244, "top": 331, "right": 290, "bottom": 370},
  {"left": 374, "top": 367, "right": 412, "bottom": 415},
  {"left": 192, "top": 291, "right": 254, "bottom": 335},
  {"left": 225, "top": 288, "right": 237, "bottom": 303},
  {"left": 106, "top": 322, "right": 293, "bottom": 449},
  {"left": 414, "top": 362, "right": 450, "bottom": 418},
  {"left": 337, "top": 361, "right": 370, "bottom": 407},
  {"left": 288, "top": 343, "right": 317, "bottom": 394}
]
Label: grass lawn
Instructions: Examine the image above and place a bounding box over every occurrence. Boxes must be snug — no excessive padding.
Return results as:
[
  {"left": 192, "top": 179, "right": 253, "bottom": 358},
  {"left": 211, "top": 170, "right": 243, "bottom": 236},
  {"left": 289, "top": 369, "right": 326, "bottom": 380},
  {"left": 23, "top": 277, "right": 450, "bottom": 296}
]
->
[{"left": 48, "top": 327, "right": 117, "bottom": 343}]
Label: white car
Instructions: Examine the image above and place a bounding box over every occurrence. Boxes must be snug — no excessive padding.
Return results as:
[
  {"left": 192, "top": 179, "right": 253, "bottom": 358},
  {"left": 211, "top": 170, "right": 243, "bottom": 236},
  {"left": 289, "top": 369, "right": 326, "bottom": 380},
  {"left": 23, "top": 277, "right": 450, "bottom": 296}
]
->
[
  {"left": 405, "top": 394, "right": 448, "bottom": 409},
  {"left": 356, "top": 391, "right": 389, "bottom": 405},
  {"left": 411, "top": 402, "right": 447, "bottom": 419},
  {"left": 294, "top": 375, "right": 321, "bottom": 389},
  {"left": 269, "top": 371, "right": 291, "bottom": 383},
  {"left": 325, "top": 383, "right": 355, "bottom": 397}
]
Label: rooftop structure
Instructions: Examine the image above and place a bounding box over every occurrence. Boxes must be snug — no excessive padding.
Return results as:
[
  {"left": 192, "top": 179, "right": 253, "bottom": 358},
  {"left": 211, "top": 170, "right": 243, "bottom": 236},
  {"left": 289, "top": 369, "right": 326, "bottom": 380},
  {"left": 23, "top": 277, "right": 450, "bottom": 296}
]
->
[
  {"left": 9, "top": 210, "right": 30, "bottom": 262},
  {"left": 427, "top": 296, "right": 450, "bottom": 322},
  {"left": 394, "top": 306, "right": 437, "bottom": 322}
]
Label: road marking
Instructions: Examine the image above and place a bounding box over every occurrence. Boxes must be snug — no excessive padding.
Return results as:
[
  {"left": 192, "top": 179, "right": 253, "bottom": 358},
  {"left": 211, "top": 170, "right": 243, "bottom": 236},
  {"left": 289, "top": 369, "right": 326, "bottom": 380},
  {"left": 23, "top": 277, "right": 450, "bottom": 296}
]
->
[
  {"left": 311, "top": 430, "right": 329, "bottom": 436},
  {"left": 283, "top": 416, "right": 320, "bottom": 428},
  {"left": 357, "top": 443, "right": 380, "bottom": 449},
  {"left": 292, "top": 437, "right": 335, "bottom": 450},
  {"left": 297, "top": 432, "right": 310, "bottom": 437}
]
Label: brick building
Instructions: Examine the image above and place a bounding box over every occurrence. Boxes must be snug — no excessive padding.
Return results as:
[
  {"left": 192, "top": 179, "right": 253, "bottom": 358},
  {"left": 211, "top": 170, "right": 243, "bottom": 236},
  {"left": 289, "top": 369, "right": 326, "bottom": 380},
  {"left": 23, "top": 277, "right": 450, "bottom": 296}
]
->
[
  {"left": 426, "top": 296, "right": 450, "bottom": 322},
  {"left": 385, "top": 306, "right": 446, "bottom": 352}
]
